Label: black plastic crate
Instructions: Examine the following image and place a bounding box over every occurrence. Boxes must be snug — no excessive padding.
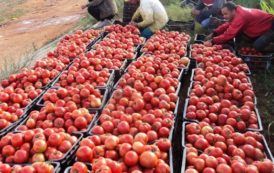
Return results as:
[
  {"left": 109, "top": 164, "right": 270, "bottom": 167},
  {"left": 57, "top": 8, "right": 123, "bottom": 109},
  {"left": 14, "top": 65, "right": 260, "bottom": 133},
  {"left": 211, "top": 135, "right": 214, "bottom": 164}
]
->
[
  {"left": 1, "top": 132, "right": 82, "bottom": 165},
  {"left": 40, "top": 60, "right": 75, "bottom": 90},
  {"left": 86, "top": 32, "right": 108, "bottom": 51},
  {"left": 240, "top": 55, "right": 273, "bottom": 71},
  {"left": 64, "top": 162, "right": 92, "bottom": 173},
  {"left": 181, "top": 122, "right": 274, "bottom": 173},
  {"left": 140, "top": 44, "right": 189, "bottom": 58},
  {"left": 51, "top": 133, "right": 83, "bottom": 165},
  {"left": 36, "top": 87, "right": 109, "bottom": 112},
  {"left": 114, "top": 65, "right": 184, "bottom": 91},
  {"left": 173, "top": 98, "right": 181, "bottom": 118},
  {"left": 51, "top": 67, "right": 116, "bottom": 90},
  {"left": 87, "top": 126, "right": 175, "bottom": 172},
  {"left": 166, "top": 20, "right": 195, "bottom": 33},
  {"left": 194, "top": 34, "right": 206, "bottom": 43},
  {"left": 15, "top": 107, "right": 99, "bottom": 135},
  {"left": 0, "top": 89, "right": 47, "bottom": 137},
  {"left": 86, "top": 37, "right": 102, "bottom": 51},
  {"left": 182, "top": 98, "right": 263, "bottom": 132}
]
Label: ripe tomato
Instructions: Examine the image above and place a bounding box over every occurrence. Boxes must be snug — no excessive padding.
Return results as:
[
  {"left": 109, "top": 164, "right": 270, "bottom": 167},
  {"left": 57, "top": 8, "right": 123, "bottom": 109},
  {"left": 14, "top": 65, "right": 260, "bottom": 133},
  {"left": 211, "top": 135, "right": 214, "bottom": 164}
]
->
[
  {"left": 32, "top": 139, "right": 47, "bottom": 153},
  {"left": 76, "top": 146, "right": 93, "bottom": 162},
  {"left": 70, "top": 162, "right": 89, "bottom": 173},
  {"left": 216, "top": 163, "right": 232, "bottom": 173},
  {"left": 13, "top": 149, "right": 28, "bottom": 163},
  {"left": 139, "top": 151, "right": 158, "bottom": 168},
  {"left": 124, "top": 151, "right": 138, "bottom": 166}
]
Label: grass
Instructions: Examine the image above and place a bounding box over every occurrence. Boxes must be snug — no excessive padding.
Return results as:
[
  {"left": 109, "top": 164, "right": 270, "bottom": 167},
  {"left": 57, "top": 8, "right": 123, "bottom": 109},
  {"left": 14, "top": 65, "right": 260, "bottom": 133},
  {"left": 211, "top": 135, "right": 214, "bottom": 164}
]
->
[
  {"left": 260, "top": 0, "right": 274, "bottom": 14},
  {"left": 234, "top": 0, "right": 260, "bottom": 8},
  {"left": 166, "top": 3, "right": 192, "bottom": 21},
  {"left": 250, "top": 68, "right": 274, "bottom": 153},
  {"left": 0, "top": 43, "right": 38, "bottom": 81},
  {"left": 0, "top": 0, "right": 26, "bottom": 25}
]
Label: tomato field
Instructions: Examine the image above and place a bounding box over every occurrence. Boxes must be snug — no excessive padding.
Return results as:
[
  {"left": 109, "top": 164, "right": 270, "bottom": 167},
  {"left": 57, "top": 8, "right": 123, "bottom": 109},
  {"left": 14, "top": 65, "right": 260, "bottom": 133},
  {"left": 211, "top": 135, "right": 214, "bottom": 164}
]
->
[{"left": 0, "top": 24, "right": 273, "bottom": 173}]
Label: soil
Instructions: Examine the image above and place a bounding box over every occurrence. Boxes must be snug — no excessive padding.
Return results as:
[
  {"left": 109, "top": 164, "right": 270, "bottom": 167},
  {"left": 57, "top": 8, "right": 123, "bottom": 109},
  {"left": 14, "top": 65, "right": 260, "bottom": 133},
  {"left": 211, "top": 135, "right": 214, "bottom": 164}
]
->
[{"left": 0, "top": 0, "right": 88, "bottom": 70}]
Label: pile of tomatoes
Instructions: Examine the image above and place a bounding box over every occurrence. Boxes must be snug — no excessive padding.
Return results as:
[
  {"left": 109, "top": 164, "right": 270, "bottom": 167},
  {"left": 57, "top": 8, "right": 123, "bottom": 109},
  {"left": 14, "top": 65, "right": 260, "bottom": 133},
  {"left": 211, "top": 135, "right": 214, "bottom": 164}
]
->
[
  {"left": 0, "top": 162, "right": 56, "bottom": 173},
  {"left": 142, "top": 31, "right": 190, "bottom": 56},
  {"left": 184, "top": 122, "right": 273, "bottom": 173},
  {"left": 184, "top": 43, "right": 274, "bottom": 173},
  {"left": 0, "top": 29, "right": 100, "bottom": 133},
  {"left": 68, "top": 30, "right": 191, "bottom": 173},
  {"left": 0, "top": 23, "right": 273, "bottom": 173},
  {"left": 80, "top": 24, "right": 145, "bottom": 71},
  {"left": 0, "top": 129, "right": 79, "bottom": 164},
  {"left": 191, "top": 44, "right": 249, "bottom": 73}
]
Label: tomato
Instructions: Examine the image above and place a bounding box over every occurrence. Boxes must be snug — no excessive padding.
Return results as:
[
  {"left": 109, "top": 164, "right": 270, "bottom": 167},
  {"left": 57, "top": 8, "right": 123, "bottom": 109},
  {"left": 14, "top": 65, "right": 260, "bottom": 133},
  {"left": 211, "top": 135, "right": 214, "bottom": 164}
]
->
[
  {"left": 32, "top": 153, "right": 45, "bottom": 162},
  {"left": 124, "top": 151, "right": 138, "bottom": 166},
  {"left": 245, "top": 165, "right": 259, "bottom": 173},
  {"left": 76, "top": 146, "right": 93, "bottom": 162},
  {"left": 48, "top": 133, "right": 62, "bottom": 147},
  {"left": 155, "top": 160, "right": 170, "bottom": 173},
  {"left": 0, "top": 163, "right": 11, "bottom": 173},
  {"left": 139, "top": 151, "right": 158, "bottom": 168},
  {"left": 93, "top": 146, "right": 105, "bottom": 158},
  {"left": 48, "top": 150, "right": 64, "bottom": 160},
  {"left": 156, "top": 138, "right": 171, "bottom": 152},
  {"left": 231, "top": 162, "right": 246, "bottom": 173},
  {"left": 74, "top": 116, "right": 88, "bottom": 129},
  {"left": 59, "top": 140, "right": 72, "bottom": 153},
  {"left": 20, "top": 166, "right": 36, "bottom": 173},
  {"left": 92, "top": 157, "right": 107, "bottom": 171},
  {"left": 11, "top": 133, "right": 24, "bottom": 147},
  {"left": 2, "top": 145, "right": 15, "bottom": 156},
  {"left": 185, "top": 168, "right": 199, "bottom": 173},
  {"left": 117, "top": 121, "right": 130, "bottom": 134},
  {"left": 216, "top": 164, "right": 232, "bottom": 173},
  {"left": 70, "top": 162, "right": 89, "bottom": 173},
  {"left": 134, "top": 133, "right": 148, "bottom": 144},
  {"left": 258, "top": 159, "right": 273, "bottom": 173},
  {"left": 194, "top": 138, "right": 209, "bottom": 151},
  {"left": 105, "top": 150, "right": 118, "bottom": 160},
  {"left": 32, "top": 140, "right": 47, "bottom": 153},
  {"left": 33, "top": 162, "right": 54, "bottom": 173},
  {"left": 205, "top": 156, "right": 218, "bottom": 168},
  {"left": 13, "top": 149, "right": 29, "bottom": 163},
  {"left": 104, "top": 136, "right": 119, "bottom": 150}
]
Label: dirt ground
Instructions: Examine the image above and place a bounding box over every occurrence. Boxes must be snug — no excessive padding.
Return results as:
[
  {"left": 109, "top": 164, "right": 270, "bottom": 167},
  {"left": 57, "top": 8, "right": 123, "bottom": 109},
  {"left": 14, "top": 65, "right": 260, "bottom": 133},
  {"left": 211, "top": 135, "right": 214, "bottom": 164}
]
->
[{"left": 0, "top": 0, "right": 88, "bottom": 70}]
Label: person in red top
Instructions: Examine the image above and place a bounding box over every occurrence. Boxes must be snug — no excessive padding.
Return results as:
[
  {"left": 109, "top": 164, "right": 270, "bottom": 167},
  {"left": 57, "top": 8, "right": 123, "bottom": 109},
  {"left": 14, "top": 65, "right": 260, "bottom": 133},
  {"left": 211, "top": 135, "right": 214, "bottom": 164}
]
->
[{"left": 206, "top": 2, "right": 274, "bottom": 51}]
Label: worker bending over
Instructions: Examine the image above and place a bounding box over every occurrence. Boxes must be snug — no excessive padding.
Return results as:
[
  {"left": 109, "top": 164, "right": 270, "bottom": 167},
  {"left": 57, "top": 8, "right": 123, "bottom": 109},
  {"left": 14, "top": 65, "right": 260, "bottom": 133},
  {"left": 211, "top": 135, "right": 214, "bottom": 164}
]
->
[
  {"left": 82, "top": 0, "right": 118, "bottom": 29},
  {"left": 206, "top": 2, "right": 274, "bottom": 51},
  {"left": 192, "top": 0, "right": 226, "bottom": 29},
  {"left": 131, "top": 0, "right": 168, "bottom": 39}
]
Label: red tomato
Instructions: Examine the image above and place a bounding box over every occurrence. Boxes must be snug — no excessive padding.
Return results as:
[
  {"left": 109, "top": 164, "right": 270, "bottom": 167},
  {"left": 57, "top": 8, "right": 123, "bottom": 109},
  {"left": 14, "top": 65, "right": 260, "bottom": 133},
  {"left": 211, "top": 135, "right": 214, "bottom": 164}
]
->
[
  {"left": 139, "top": 151, "right": 158, "bottom": 168},
  {"left": 124, "top": 151, "right": 139, "bottom": 166},
  {"left": 70, "top": 162, "right": 89, "bottom": 173}
]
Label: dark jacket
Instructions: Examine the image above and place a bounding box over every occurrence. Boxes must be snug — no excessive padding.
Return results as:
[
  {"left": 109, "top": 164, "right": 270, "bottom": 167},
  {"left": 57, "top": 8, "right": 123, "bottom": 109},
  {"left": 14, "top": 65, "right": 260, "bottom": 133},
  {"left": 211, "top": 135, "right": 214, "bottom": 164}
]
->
[
  {"left": 213, "top": 5, "right": 274, "bottom": 44},
  {"left": 196, "top": 0, "right": 226, "bottom": 17},
  {"left": 88, "top": 0, "right": 118, "bottom": 19}
]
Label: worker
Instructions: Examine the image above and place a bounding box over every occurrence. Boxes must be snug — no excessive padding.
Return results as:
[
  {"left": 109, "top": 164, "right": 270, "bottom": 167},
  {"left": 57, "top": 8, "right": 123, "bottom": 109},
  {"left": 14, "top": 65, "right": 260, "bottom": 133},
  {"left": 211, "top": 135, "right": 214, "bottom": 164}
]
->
[
  {"left": 191, "top": 0, "right": 226, "bottom": 29},
  {"left": 131, "top": 0, "right": 168, "bottom": 39},
  {"left": 81, "top": 0, "right": 118, "bottom": 29},
  {"left": 205, "top": 2, "right": 274, "bottom": 51}
]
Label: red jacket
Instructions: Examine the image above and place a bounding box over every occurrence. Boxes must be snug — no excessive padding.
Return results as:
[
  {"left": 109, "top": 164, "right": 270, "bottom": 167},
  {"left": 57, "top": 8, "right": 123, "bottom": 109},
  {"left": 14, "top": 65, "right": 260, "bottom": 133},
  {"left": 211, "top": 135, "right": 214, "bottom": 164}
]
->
[{"left": 213, "top": 6, "right": 274, "bottom": 44}]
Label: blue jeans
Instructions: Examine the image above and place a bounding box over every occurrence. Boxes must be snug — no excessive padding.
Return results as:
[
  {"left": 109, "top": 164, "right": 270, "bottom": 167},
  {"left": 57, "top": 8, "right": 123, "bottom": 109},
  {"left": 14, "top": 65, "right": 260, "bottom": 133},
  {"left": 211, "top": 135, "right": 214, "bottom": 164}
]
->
[
  {"left": 141, "top": 28, "right": 154, "bottom": 39},
  {"left": 201, "top": 18, "right": 211, "bottom": 29}
]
